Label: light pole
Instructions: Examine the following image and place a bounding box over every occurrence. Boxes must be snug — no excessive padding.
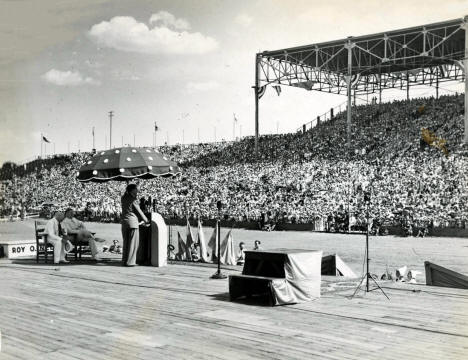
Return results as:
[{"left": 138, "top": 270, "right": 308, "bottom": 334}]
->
[{"left": 109, "top": 111, "right": 113, "bottom": 148}]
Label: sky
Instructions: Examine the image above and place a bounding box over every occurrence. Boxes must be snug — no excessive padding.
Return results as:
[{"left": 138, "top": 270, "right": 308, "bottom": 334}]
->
[{"left": 0, "top": 0, "right": 467, "bottom": 165}]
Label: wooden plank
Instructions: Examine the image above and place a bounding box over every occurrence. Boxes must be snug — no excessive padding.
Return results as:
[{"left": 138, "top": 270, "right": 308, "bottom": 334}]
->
[{"left": 1, "top": 261, "right": 468, "bottom": 359}]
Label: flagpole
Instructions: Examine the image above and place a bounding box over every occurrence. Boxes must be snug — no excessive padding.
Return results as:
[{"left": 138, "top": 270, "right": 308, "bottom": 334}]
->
[
  {"left": 233, "top": 114, "right": 235, "bottom": 141},
  {"left": 92, "top": 127, "right": 95, "bottom": 150},
  {"left": 40, "top": 133, "right": 43, "bottom": 159},
  {"left": 154, "top": 122, "right": 158, "bottom": 148},
  {"left": 109, "top": 111, "right": 113, "bottom": 148}
]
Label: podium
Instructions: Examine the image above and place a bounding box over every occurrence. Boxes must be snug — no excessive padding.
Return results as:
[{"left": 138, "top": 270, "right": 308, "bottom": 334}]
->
[{"left": 136, "top": 212, "right": 167, "bottom": 267}]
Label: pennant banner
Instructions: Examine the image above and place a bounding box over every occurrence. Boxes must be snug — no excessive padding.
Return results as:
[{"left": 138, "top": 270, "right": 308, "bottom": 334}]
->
[
  {"left": 207, "top": 223, "right": 218, "bottom": 263},
  {"left": 186, "top": 219, "right": 195, "bottom": 261},
  {"left": 176, "top": 231, "right": 187, "bottom": 261},
  {"left": 220, "top": 230, "right": 236, "bottom": 265}
]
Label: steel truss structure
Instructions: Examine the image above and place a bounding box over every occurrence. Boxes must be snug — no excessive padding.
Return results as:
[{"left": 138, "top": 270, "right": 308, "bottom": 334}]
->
[{"left": 253, "top": 17, "right": 468, "bottom": 153}]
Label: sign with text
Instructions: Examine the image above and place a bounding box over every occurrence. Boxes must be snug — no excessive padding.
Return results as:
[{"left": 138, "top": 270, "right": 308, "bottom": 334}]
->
[{"left": 1, "top": 242, "right": 42, "bottom": 259}]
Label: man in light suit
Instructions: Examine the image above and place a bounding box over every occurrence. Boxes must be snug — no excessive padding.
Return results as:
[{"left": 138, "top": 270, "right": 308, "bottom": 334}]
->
[
  {"left": 44, "top": 211, "right": 70, "bottom": 264},
  {"left": 62, "top": 208, "right": 105, "bottom": 261}
]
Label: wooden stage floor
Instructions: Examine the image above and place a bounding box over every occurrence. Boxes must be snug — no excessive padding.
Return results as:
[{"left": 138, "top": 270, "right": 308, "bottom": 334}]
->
[{"left": 0, "top": 260, "right": 467, "bottom": 359}]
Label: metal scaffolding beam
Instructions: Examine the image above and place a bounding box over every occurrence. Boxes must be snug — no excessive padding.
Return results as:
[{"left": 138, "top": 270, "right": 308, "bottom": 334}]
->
[{"left": 254, "top": 17, "right": 468, "bottom": 151}]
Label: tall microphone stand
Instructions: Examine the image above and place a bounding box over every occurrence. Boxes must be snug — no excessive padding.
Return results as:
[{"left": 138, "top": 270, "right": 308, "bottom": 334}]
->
[
  {"left": 351, "top": 190, "right": 389, "bottom": 299},
  {"left": 211, "top": 201, "right": 227, "bottom": 279}
]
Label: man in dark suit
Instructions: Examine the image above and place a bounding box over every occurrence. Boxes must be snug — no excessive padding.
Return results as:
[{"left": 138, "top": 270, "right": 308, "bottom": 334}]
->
[{"left": 121, "top": 184, "right": 149, "bottom": 266}]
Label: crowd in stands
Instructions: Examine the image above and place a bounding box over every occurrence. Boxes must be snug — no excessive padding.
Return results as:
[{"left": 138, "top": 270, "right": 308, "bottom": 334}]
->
[{"left": 1, "top": 94, "right": 467, "bottom": 235}]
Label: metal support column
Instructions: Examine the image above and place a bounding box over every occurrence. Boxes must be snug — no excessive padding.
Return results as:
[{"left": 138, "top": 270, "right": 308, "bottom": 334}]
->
[
  {"left": 346, "top": 40, "right": 353, "bottom": 149},
  {"left": 464, "top": 18, "right": 468, "bottom": 144},
  {"left": 254, "top": 54, "right": 260, "bottom": 156},
  {"left": 406, "top": 71, "right": 410, "bottom": 101}
]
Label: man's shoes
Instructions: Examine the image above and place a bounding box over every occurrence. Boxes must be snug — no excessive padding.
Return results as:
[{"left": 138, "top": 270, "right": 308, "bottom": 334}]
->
[
  {"left": 92, "top": 256, "right": 102, "bottom": 261},
  {"left": 59, "top": 259, "right": 70, "bottom": 264}
]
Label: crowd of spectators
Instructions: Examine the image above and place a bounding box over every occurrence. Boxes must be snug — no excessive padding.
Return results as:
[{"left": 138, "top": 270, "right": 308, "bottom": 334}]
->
[{"left": 1, "top": 94, "right": 467, "bottom": 234}]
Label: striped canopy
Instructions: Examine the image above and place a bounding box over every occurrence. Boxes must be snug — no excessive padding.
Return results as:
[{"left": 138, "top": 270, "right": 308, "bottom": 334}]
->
[{"left": 76, "top": 147, "right": 181, "bottom": 183}]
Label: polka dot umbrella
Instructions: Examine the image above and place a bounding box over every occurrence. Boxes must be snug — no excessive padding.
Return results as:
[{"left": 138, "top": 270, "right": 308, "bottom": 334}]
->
[{"left": 76, "top": 147, "right": 181, "bottom": 183}]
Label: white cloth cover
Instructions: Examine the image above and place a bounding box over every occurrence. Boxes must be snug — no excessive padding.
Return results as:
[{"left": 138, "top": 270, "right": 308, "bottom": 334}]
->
[
  {"left": 275, "top": 251, "right": 322, "bottom": 303},
  {"left": 197, "top": 221, "right": 209, "bottom": 263},
  {"left": 230, "top": 250, "right": 323, "bottom": 305},
  {"left": 150, "top": 212, "right": 167, "bottom": 267}
]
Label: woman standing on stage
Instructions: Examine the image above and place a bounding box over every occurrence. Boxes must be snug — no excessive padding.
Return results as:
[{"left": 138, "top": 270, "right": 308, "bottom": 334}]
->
[{"left": 120, "top": 183, "right": 149, "bottom": 266}]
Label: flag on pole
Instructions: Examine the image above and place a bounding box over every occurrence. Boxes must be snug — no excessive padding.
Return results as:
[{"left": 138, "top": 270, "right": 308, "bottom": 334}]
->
[
  {"left": 92, "top": 127, "right": 94, "bottom": 136},
  {"left": 42, "top": 136, "right": 51, "bottom": 143},
  {"left": 176, "top": 231, "right": 187, "bottom": 261},
  {"left": 233, "top": 113, "right": 238, "bottom": 122},
  {"left": 207, "top": 223, "right": 218, "bottom": 262},
  {"left": 257, "top": 85, "right": 266, "bottom": 99},
  {"left": 154, "top": 122, "right": 159, "bottom": 132},
  {"left": 220, "top": 230, "right": 236, "bottom": 265},
  {"left": 197, "top": 220, "right": 209, "bottom": 263},
  {"left": 273, "top": 85, "right": 282, "bottom": 96},
  {"left": 186, "top": 219, "right": 195, "bottom": 261}
]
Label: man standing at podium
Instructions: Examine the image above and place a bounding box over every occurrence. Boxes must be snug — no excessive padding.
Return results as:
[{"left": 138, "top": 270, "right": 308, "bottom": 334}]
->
[{"left": 121, "top": 184, "right": 149, "bottom": 266}]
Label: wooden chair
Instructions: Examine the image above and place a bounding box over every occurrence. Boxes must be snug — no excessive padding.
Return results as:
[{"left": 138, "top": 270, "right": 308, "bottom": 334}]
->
[
  {"left": 35, "top": 220, "right": 54, "bottom": 263},
  {"left": 67, "top": 231, "right": 96, "bottom": 260}
]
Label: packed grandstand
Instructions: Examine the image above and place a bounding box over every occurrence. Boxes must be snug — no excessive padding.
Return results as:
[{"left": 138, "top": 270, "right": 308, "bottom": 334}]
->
[{"left": 1, "top": 94, "right": 467, "bottom": 235}]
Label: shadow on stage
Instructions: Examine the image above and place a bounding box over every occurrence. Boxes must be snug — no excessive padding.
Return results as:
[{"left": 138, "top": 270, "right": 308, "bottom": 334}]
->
[{"left": 207, "top": 292, "right": 273, "bottom": 307}]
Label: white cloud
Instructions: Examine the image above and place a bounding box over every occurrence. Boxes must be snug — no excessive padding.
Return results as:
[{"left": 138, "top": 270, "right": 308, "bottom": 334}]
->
[
  {"left": 234, "top": 14, "right": 253, "bottom": 27},
  {"left": 186, "top": 80, "right": 219, "bottom": 93},
  {"left": 149, "top": 11, "right": 190, "bottom": 30},
  {"left": 41, "top": 69, "right": 100, "bottom": 86},
  {"left": 111, "top": 69, "right": 140, "bottom": 81},
  {"left": 88, "top": 13, "right": 218, "bottom": 55}
]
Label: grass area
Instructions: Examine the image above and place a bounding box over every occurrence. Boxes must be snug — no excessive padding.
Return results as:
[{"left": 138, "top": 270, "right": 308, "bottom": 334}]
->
[{"left": 2, "top": 218, "right": 468, "bottom": 279}]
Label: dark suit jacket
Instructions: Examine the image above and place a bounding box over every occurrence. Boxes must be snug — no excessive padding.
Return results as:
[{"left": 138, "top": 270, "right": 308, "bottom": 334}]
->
[{"left": 121, "top": 192, "right": 148, "bottom": 228}]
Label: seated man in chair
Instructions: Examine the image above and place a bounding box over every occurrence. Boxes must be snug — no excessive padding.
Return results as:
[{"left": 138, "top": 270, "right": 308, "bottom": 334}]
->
[{"left": 61, "top": 208, "right": 105, "bottom": 261}]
